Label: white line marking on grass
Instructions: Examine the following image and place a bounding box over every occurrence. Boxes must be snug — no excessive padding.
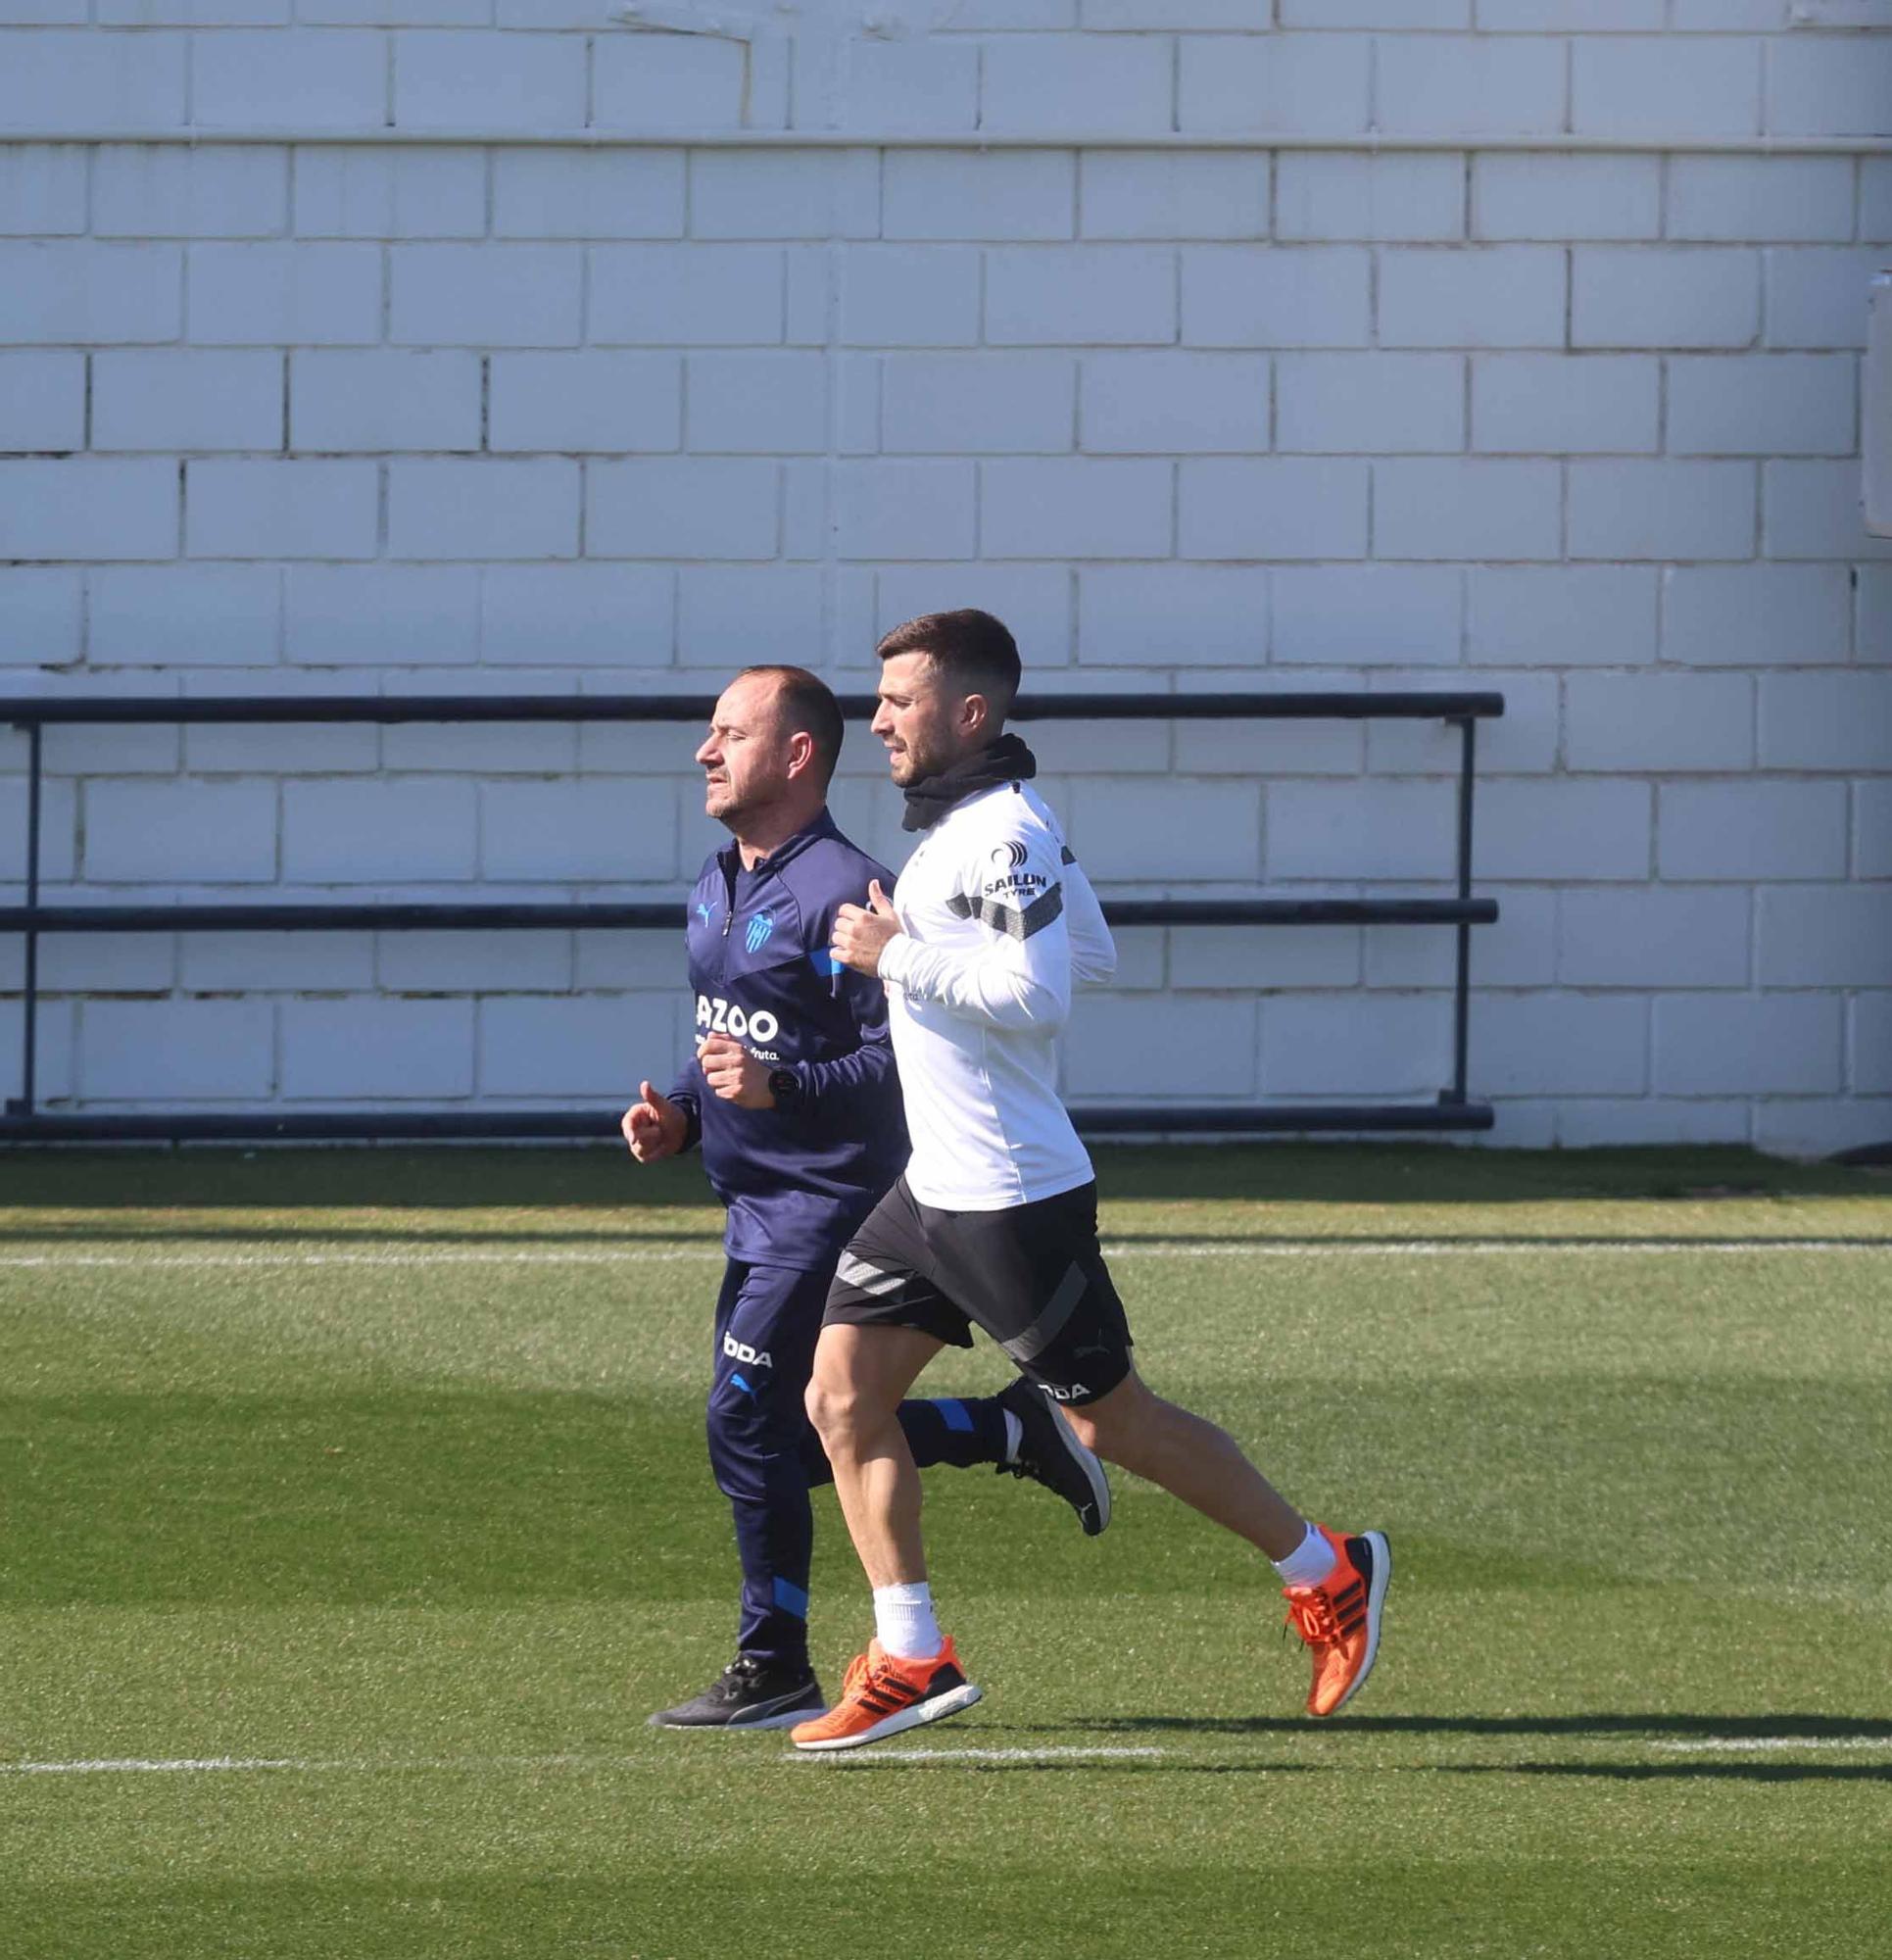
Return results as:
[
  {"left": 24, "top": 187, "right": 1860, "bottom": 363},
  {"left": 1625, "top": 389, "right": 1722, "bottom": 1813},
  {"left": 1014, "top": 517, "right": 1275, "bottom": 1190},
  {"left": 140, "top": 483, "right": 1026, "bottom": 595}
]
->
[
  {"left": 0, "top": 1752, "right": 646, "bottom": 1778},
  {"left": 5, "top": 1241, "right": 1890, "bottom": 1271},
  {"left": 0, "top": 1249, "right": 726, "bottom": 1269},
  {"left": 793, "top": 1745, "right": 1166, "bottom": 1766},
  {"left": 1650, "top": 1737, "right": 1892, "bottom": 1754}
]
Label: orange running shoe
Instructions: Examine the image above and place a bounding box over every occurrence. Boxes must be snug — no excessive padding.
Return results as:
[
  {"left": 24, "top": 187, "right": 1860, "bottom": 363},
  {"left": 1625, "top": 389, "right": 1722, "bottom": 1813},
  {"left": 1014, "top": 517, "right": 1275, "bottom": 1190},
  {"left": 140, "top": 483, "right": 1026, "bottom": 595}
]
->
[
  {"left": 1283, "top": 1525, "right": 1391, "bottom": 1718},
  {"left": 790, "top": 1638, "right": 982, "bottom": 1752}
]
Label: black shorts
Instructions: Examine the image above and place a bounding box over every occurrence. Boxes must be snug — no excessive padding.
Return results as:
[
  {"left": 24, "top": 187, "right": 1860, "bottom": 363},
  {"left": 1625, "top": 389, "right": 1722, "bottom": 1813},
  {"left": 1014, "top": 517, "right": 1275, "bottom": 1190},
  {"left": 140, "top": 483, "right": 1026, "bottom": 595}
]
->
[{"left": 823, "top": 1176, "right": 1134, "bottom": 1407}]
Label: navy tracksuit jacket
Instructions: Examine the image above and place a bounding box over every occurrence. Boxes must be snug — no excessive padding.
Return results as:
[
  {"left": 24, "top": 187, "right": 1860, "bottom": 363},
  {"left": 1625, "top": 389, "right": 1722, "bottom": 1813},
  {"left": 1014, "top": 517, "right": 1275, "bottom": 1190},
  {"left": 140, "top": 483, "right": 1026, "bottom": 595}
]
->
[
  {"left": 666, "top": 808, "right": 909, "bottom": 1273},
  {"left": 663, "top": 808, "right": 999, "bottom": 1665}
]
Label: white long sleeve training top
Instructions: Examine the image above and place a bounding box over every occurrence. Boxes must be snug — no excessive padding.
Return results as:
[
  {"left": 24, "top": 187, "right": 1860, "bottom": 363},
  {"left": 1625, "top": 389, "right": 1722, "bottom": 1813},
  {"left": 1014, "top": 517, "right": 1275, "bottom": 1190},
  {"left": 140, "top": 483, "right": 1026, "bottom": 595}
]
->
[{"left": 876, "top": 777, "right": 1116, "bottom": 1211}]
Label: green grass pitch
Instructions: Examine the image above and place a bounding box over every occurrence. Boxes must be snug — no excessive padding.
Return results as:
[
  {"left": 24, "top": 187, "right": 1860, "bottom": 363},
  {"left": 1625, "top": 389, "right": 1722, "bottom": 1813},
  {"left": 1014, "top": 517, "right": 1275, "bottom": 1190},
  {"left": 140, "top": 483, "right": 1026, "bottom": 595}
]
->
[{"left": 2, "top": 1143, "right": 1889, "bottom": 1958}]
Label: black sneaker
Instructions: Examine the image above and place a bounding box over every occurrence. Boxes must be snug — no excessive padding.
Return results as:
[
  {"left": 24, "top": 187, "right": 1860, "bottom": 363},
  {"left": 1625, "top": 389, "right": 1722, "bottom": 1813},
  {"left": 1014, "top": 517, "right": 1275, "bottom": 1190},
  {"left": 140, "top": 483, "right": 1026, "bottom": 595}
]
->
[
  {"left": 995, "top": 1377, "right": 1111, "bottom": 1537},
  {"left": 647, "top": 1653, "right": 825, "bottom": 1731}
]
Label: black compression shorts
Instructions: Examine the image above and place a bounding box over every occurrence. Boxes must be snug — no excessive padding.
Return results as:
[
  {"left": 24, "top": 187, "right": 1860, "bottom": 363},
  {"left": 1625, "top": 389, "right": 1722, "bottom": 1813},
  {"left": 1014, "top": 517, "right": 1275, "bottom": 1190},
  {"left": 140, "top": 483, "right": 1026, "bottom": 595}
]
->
[{"left": 823, "top": 1175, "right": 1134, "bottom": 1407}]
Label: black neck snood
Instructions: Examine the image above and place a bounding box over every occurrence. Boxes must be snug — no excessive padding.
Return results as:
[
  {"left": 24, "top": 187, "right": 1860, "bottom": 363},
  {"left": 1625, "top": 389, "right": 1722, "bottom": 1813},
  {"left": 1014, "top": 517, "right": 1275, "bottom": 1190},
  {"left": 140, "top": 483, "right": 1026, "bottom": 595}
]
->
[{"left": 899, "top": 733, "right": 1040, "bottom": 833}]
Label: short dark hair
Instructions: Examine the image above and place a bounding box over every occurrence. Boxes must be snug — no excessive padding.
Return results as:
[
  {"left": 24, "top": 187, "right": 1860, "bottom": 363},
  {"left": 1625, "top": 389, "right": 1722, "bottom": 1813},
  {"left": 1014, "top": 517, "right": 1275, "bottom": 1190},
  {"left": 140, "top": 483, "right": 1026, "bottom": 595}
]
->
[
  {"left": 738, "top": 664, "right": 844, "bottom": 788},
  {"left": 875, "top": 610, "right": 1021, "bottom": 717}
]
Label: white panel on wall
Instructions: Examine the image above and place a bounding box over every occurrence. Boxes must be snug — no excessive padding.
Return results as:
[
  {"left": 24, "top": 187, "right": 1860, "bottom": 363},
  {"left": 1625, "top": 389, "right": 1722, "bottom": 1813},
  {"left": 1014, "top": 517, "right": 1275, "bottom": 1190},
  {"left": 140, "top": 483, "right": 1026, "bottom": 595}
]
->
[{"left": 0, "top": 6, "right": 1883, "bottom": 1149}]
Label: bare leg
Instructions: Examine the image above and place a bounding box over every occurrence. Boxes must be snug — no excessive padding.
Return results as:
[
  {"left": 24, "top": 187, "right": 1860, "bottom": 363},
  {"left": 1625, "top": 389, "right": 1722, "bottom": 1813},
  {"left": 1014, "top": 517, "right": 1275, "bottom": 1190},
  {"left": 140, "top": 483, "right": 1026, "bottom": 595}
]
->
[
  {"left": 1058, "top": 1366, "right": 1307, "bottom": 1562},
  {"left": 803, "top": 1322, "right": 946, "bottom": 1592}
]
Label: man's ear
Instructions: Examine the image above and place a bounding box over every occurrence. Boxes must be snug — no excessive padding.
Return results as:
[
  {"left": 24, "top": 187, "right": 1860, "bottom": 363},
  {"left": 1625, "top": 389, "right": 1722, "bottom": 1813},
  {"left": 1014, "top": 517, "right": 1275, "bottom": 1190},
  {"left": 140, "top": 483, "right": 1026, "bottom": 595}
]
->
[
  {"left": 959, "top": 691, "right": 991, "bottom": 739},
  {"left": 784, "top": 729, "right": 816, "bottom": 781}
]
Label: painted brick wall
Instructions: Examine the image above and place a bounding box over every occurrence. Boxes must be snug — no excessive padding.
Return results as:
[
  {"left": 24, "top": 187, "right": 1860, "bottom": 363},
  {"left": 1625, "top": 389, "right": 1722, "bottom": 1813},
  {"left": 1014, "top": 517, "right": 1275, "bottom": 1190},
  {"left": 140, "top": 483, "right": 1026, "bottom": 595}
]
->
[{"left": 1, "top": 3, "right": 1888, "bottom": 1153}]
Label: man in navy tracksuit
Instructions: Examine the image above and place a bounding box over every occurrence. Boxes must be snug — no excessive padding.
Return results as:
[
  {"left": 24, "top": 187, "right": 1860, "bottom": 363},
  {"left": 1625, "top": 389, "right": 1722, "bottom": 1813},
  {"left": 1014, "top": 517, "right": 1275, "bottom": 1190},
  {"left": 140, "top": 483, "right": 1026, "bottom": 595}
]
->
[{"left": 624, "top": 663, "right": 1109, "bottom": 1731}]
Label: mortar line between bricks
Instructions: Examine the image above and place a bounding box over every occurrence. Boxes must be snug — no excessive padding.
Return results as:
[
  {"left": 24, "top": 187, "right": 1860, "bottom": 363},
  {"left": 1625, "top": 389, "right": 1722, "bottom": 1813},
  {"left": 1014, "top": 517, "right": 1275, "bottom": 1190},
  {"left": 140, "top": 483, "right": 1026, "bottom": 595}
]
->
[{"left": 7, "top": 132, "right": 1889, "bottom": 155}]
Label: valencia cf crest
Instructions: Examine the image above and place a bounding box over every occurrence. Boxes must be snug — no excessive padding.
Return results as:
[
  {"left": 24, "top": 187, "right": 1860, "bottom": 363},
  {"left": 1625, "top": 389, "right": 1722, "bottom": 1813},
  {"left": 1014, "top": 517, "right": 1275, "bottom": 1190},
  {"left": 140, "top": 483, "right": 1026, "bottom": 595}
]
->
[{"left": 745, "top": 910, "right": 776, "bottom": 955}]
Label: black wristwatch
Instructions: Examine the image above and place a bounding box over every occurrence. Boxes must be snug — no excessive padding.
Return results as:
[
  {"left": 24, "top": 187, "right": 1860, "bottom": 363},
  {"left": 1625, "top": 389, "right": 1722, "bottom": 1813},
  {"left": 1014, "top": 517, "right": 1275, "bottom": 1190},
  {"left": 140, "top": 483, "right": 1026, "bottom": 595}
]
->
[{"left": 767, "top": 1067, "right": 799, "bottom": 1107}]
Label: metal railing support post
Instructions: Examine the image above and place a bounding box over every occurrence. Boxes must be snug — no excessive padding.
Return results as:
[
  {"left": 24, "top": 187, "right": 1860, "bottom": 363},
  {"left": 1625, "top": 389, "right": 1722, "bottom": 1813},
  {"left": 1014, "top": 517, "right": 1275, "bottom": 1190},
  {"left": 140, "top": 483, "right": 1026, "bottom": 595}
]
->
[
  {"left": 8, "top": 720, "right": 42, "bottom": 1118},
  {"left": 1445, "top": 714, "right": 1479, "bottom": 1108}
]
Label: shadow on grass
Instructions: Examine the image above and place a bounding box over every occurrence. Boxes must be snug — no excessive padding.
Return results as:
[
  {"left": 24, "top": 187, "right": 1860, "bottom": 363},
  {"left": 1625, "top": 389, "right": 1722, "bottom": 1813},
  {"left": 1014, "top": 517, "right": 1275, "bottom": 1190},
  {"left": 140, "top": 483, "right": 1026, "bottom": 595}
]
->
[
  {"left": 817, "top": 1759, "right": 1320, "bottom": 1777},
  {"left": 821, "top": 1755, "right": 1892, "bottom": 1783},
  {"left": 8, "top": 1225, "right": 1890, "bottom": 1251},
  {"left": 1032, "top": 1713, "right": 1892, "bottom": 1741},
  {"left": 2, "top": 1144, "right": 1883, "bottom": 1213},
  {"left": 1098, "top": 1232, "right": 1892, "bottom": 1250},
  {"left": 1443, "top": 1762, "right": 1892, "bottom": 1785}
]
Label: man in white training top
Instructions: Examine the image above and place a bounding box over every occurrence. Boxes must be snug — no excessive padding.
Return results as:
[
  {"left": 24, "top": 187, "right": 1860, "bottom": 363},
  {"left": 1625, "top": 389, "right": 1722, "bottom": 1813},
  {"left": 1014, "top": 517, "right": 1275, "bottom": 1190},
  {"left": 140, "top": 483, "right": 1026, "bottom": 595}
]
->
[{"left": 788, "top": 608, "right": 1392, "bottom": 1753}]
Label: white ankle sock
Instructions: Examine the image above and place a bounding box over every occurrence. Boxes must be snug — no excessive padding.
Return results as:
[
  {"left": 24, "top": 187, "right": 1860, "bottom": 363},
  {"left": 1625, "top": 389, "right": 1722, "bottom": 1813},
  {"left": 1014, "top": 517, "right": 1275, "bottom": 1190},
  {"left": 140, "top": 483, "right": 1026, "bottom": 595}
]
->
[
  {"left": 1272, "top": 1522, "right": 1337, "bottom": 1590},
  {"left": 873, "top": 1582, "right": 944, "bottom": 1659},
  {"left": 1000, "top": 1409, "right": 1024, "bottom": 1464}
]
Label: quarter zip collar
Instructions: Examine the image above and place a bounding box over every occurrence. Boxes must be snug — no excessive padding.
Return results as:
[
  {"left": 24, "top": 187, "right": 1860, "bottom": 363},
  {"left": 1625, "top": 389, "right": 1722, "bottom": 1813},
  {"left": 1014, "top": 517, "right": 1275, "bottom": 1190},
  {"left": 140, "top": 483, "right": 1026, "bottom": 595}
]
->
[
  {"left": 718, "top": 807, "right": 843, "bottom": 885},
  {"left": 716, "top": 807, "right": 843, "bottom": 931}
]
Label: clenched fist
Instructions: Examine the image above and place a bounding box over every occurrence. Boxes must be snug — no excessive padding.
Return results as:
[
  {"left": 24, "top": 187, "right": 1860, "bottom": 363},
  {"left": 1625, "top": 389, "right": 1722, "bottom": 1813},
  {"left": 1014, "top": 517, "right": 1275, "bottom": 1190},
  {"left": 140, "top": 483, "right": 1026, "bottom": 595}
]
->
[
  {"left": 621, "top": 1079, "right": 688, "bottom": 1162},
  {"left": 698, "top": 1032, "right": 777, "bottom": 1108},
  {"left": 831, "top": 878, "right": 901, "bottom": 978}
]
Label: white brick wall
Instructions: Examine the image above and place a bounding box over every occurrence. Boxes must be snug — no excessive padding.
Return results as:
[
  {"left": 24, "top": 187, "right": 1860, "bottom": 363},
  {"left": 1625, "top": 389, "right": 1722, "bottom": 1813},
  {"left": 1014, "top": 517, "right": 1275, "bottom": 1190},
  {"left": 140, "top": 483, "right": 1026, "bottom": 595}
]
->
[
  {"left": 1281, "top": 153, "right": 1462, "bottom": 244},
  {"left": 190, "top": 243, "right": 382, "bottom": 346},
  {"left": 990, "top": 247, "right": 1177, "bottom": 347},
  {"left": 1, "top": 243, "right": 182, "bottom": 344},
  {"left": 1184, "top": 247, "right": 1370, "bottom": 349},
  {"left": 95, "top": 147, "right": 287, "bottom": 241},
  {"left": 1474, "top": 155, "right": 1659, "bottom": 242},
  {"left": 0, "top": 350, "right": 84, "bottom": 451},
  {"left": 0, "top": 29, "right": 187, "bottom": 131},
  {"left": 0, "top": 13, "right": 1883, "bottom": 1149},
  {"left": 1572, "top": 249, "right": 1761, "bottom": 350},
  {"left": 1280, "top": 353, "right": 1465, "bottom": 455},
  {"left": 94, "top": 350, "right": 282, "bottom": 453},
  {"left": 283, "top": 998, "right": 475, "bottom": 1100},
  {"left": 493, "top": 151, "right": 682, "bottom": 242},
  {"left": 1180, "top": 459, "right": 1368, "bottom": 561},
  {"left": 281, "top": 778, "right": 476, "bottom": 882},
  {"left": 302, "top": 147, "right": 487, "bottom": 240},
  {"left": 492, "top": 353, "right": 681, "bottom": 455},
  {"left": 1081, "top": 155, "right": 1266, "bottom": 243},
  {"left": 1080, "top": 354, "right": 1267, "bottom": 456},
  {"left": 1659, "top": 781, "right": 1849, "bottom": 881},
  {"left": 1662, "top": 566, "right": 1852, "bottom": 666},
  {"left": 187, "top": 459, "right": 377, "bottom": 560},
  {"left": 390, "top": 246, "right": 581, "bottom": 348},
  {"left": 285, "top": 564, "right": 478, "bottom": 667},
  {"left": 2, "top": 459, "right": 177, "bottom": 560},
  {"left": 86, "top": 779, "right": 277, "bottom": 883},
  {"left": 292, "top": 350, "right": 482, "bottom": 453},
  {"left": 1567, "top": 462, "right": 1756, "bottom": 562},
  {"left": 886, "top": 152, "right": 1073, "bottom": 243},
  {"left": 192, "top": 31, "right": 383, "bottom": 131},
  {"left": 1177, "top": 34, "right": 1370, "bottom": 136},
  {"left": 1379, "top": 248, "right": 1565, "bottom": 350},
  {"left": 1472, "top": 356, "right": 1658, "bottom": 456},
  {"left": 0, "top": 148, "right": 88, "bottom": 237},
  {"left": 82, "top": 1000, "right": 273, "bottom": 1102},
  {"left": 92, "top": 565, "right": 281, "bottom": 667}
]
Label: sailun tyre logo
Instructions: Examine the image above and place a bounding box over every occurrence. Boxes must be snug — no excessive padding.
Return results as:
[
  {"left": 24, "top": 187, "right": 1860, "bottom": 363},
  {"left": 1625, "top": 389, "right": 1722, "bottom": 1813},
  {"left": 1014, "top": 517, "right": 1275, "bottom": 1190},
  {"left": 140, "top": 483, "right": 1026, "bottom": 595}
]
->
[
  {"left": 991, "top": 842, "right": 1029, "bottom": 871},
  {"left": 745, "top": 910, "right": 776, "bottom": 955}
]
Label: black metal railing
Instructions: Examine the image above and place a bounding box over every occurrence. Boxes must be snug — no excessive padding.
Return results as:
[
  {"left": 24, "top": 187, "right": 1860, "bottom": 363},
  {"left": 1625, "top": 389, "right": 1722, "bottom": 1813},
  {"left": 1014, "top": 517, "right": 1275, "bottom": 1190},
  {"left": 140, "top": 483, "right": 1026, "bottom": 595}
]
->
[{"left": 1, "top": 688, "right": 1503, "bottom": 1143}]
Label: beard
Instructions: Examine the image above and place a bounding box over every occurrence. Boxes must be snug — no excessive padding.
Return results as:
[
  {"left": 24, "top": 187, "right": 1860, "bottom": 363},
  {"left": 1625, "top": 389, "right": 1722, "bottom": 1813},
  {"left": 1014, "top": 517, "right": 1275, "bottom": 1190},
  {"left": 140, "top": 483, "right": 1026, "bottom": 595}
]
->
[
  {"left": 703, "top": 777, "right": 748, "bottom": 825},
  {"left": 886, "top": 731, "right": 948, "bottom": 786}
]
